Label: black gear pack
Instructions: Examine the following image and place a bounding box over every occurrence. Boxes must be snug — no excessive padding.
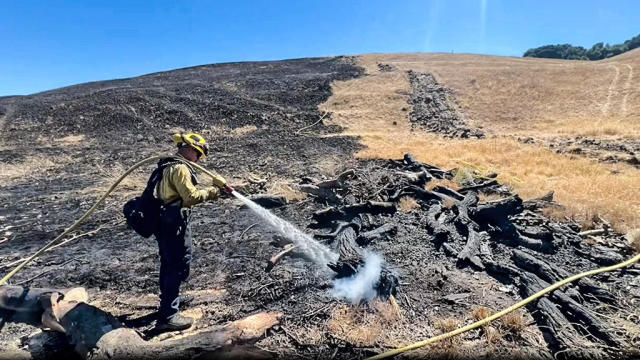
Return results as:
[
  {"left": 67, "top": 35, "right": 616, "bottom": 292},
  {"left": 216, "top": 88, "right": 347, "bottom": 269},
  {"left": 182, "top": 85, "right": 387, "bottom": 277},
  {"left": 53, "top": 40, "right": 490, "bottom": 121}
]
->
[{"left": 123, "top": 157, "right": 196, "bottom": 238}]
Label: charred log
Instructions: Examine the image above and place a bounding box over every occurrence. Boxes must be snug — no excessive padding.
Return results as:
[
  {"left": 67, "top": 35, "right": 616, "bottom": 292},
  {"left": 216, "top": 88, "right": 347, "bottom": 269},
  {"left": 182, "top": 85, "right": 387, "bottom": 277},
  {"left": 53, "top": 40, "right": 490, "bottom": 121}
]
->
[
  {"left": 316, "top": 169, "right": 355, "bottom": 189},
  {"left": 298, "top": 184, "right": 341, "bottom": 203},
  {"left": 356, "top": 223, "right": 397, "bottom": 246},
  {"left": 430, "top": 186, "right": 465, "bottom": 201},
  {"left": 550, "top": 290, "right": 624, "bottom": 348},
  {"left": 1, "top": 286, "right": 281, "bottom": 360},
  {"left": 312, "top": 201, "right": 396, "bottom": 223},
  {"left": 517, "top": 272, "right": 590, "bottom": 356},
  {"left": 393, "top": 170, "right": 431, "bottom": 187},
  {"left": 523, "top": 191, "right": 561, "bottom": 211},
  {"left": 246, "top": 194, "right": 287, "bottom": 208},
  {"left": 471, "top": 195, "right": 523, "bottom": 225},
  {"left": 458, "top": 180, "right": 498, "bottom": 194},
  {"left": 403, "top": 154, "right": 451, "bottom": 179},
  {"left": 456, "top": 230, "right": 488, "bottom": 270},
  {"left": 575, "top": 247, "right": 626, "bottom": 266}
]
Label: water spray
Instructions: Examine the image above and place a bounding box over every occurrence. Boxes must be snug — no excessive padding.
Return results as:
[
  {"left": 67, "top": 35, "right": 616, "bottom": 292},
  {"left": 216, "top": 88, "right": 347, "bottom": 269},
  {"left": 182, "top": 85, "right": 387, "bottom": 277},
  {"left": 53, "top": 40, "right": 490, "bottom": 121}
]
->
[
  {"left": 229, "top": 190, "right": 339, "bottom": 267},
  {"left": 229, "top": 188, "right": 386, "bottom": 303}
]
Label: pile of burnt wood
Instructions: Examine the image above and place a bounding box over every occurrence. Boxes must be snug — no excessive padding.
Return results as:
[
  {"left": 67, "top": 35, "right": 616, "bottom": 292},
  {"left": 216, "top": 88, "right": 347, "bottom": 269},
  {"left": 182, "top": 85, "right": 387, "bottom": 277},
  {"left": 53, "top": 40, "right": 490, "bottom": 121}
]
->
[{"left": 290, "top": 153, "right": 635, "bottom": 357}]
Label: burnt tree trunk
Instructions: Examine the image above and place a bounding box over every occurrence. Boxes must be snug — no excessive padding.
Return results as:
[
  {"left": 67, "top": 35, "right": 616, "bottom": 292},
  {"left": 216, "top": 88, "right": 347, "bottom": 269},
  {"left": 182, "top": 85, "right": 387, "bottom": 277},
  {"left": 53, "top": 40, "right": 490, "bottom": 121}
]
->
[{"left": 0, "top": 286, "right": 281, "bottom": 360}]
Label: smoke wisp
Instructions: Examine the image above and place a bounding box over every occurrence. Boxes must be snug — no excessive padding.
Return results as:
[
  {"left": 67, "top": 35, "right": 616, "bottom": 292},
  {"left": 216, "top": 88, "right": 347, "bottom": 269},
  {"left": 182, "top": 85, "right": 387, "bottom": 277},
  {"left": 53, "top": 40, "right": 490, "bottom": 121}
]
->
[{"left": 332, "top": 252, "right": 383, "bottom": 304}]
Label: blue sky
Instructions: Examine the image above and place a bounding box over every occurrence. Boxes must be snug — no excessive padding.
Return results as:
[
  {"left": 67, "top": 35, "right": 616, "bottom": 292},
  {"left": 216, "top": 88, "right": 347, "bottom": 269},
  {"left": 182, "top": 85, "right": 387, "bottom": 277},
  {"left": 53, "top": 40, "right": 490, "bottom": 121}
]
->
[{"left": 1, "top": 0, "right": 638, "bottom": 96}]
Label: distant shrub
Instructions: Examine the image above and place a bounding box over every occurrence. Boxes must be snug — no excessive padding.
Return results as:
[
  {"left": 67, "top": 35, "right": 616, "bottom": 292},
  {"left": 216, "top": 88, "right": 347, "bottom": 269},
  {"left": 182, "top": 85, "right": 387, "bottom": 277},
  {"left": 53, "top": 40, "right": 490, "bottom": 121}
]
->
[{"left": 524, "top": 33, "right": 640, "bottom": 60}]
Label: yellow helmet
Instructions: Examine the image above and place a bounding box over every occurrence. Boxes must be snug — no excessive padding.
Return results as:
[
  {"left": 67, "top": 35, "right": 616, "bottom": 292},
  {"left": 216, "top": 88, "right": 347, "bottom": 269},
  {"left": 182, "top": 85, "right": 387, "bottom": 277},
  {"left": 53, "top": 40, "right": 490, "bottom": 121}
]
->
[{"left": 173, "top": 133, "right": 209, "bottom": 159}]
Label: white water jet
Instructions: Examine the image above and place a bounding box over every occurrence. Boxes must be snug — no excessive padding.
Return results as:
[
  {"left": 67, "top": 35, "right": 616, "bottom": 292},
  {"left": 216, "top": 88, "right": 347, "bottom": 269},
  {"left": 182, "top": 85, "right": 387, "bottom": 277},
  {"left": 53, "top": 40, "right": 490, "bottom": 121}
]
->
[
  {"left": 232, "top": 192, "right": 339, "bottom": 268},
  {"left": 232, "top": 192, "right": 384, "bottom": 302}
]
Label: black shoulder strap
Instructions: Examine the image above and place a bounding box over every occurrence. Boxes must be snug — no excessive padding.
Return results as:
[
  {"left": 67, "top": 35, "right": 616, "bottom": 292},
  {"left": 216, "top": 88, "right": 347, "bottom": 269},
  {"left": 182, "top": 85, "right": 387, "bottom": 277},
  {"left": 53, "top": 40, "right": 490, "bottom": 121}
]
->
[
  {"left": 158, "top": 156, "right": 199, "bottom": 185},
  {"left": 142, "top": 158, "right": 180, "bottom": 198}
]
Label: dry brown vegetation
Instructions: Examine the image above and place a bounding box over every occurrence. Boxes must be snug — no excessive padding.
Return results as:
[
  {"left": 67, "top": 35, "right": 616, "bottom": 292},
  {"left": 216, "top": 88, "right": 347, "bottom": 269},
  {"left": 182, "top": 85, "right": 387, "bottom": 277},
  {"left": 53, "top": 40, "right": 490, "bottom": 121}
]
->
[
  {"left": 434, "top": 317, "right": 461, "bottom": 338},
  {"left": 431, "top": 317, "right": 464, "bottom": 358},
  {"left": 267, "top": 181, "right": 307, "bottom": 202},
  {"left": 357, "top": 50, "right": 640, "bottom": 137},
  {"left": 500, "top": 310, "right": 527, "bottom": 335},
  {"left": 470, "top": 306, "right": 493, "bottom": 321},
  {"left": 321, "top": 50, "right": 640, "bottom": 232},
  {"left": 484, "top": 325, "right": 502, "bottom": 344},
  {"left": 1, "top": 156, "right": 66, "bottom": 182},
  {"left": 231, "top": 124, "right": 258, "bottom": 136},
  {"left": 398, "top": 196, "right": 420, "bottom": 212},
  {"left": 327, "top": 302, "right": 402, "bottom": 347},
  {"left": 442, "top": 198, "right": 456, "bottom": 209},
  {"left": 312, "top": 155, "right": 348, "bottom": 178},
  {"left": 426, "top": 179, "right": 460, "bottom": 191},
  {"left": 627, "top": 229, "right": 640, "bottom": 253}
]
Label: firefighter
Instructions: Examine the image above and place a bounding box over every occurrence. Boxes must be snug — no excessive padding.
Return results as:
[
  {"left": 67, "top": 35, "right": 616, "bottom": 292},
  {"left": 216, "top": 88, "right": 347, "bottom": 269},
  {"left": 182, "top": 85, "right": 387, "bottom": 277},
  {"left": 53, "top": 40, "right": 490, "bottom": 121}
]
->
[{"left": 153, "top": 133, "right": 232, "bottom": 332}]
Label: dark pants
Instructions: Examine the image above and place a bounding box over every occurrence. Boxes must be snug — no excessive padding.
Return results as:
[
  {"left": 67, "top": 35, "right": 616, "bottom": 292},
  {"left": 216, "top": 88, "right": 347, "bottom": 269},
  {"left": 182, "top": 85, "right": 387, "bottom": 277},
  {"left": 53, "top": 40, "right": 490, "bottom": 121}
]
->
[{"left": 155, "top": 206, "right": 192, "bottom": 322}]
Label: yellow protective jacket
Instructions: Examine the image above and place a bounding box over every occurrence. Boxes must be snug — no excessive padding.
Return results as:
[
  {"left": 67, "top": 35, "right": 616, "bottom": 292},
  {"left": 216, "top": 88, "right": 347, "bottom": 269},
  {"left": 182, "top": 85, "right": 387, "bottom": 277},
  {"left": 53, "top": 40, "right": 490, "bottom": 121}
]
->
[{"left": 156, "top": 158, "right": 226, "bottom": 208}]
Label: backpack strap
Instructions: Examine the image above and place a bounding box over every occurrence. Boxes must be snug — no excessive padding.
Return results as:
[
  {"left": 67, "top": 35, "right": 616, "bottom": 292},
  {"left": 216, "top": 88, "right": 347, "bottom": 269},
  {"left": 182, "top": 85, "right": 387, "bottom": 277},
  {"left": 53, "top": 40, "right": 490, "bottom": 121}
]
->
[
  {"left": 148, "top": 157, "right": 198, "bottom": 206},
  {"left": 156, "top": 156, "right": 199, "bottom": 186},
  {"left": 142, "top": 162, "right": 172, "bottom": 198}
]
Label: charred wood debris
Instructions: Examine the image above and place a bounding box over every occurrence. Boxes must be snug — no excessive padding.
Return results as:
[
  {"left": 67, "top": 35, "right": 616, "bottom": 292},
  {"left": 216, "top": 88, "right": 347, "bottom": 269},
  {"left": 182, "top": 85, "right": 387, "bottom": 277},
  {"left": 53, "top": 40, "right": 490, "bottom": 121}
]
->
[{"left": 282, "top": 153, "right": 636, "bottom": 357}]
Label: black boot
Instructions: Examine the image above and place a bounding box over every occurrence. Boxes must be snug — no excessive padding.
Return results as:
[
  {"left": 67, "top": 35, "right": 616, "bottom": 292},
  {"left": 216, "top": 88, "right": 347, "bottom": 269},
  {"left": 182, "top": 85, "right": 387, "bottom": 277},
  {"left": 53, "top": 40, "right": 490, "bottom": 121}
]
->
[
  {"left": 180, "top": 294, "right": 195, "bottom": 308},
  {"left": 154, "top": 314, "right": 194, "bottom": 332}
]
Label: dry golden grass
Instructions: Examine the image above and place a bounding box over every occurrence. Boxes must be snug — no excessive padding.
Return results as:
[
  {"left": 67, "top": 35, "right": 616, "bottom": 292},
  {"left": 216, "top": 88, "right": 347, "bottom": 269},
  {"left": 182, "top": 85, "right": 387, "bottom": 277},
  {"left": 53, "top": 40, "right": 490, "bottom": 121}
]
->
[
  {"left": 322, "top": 72, "right": 640, "bottom": 231},
  {"left": 533, "top": 117, "right": 640, "bottom": 139},
  {"left": 398, "top": 196, "right": 420, "bottom": 212},
  {"left": 426, "top": 179, "right": 460, "bottom": 191},
  {"left": 231, "top": 124, "right": 258, "bottom": 136},
  {"left": 470, "top": 306, "right": 494, "bottom": 321},
  {"left": 359, "top": 135, "right": 640, "bottom": 232},
  {"left": 267, "top": 181, "right": 307, "bottom": 202},
  {"left": 442, "top": 198, "right": 456, "bottom": 209},
  {"left": 327, "top": 303, "right": 401, "bottom": 347},
  {"left": 626, "top": 229, "right": 640, "bottom": 253},
  {"left": 452, "top": 168, "right": 478, "bottom": 187},
  {"left": 500, "top": 311, "right": 527, "bottom": 335},
  {"left": 357, "top": 50, "right": 640, "bottom": 138},
  {"left": 478, "top": 193, "right": 505, "bottom": 202}
]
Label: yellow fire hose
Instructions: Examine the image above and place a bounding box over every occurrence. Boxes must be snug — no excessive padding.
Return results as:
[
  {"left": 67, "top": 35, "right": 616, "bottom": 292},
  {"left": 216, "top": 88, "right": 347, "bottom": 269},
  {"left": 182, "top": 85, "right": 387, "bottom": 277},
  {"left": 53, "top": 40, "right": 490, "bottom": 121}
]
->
[
  {"left": 366, "top": 252, "right": 640, "bottom": 360},
  {"left": 0, "top": 154, "right": 227, "bottom": 286}
]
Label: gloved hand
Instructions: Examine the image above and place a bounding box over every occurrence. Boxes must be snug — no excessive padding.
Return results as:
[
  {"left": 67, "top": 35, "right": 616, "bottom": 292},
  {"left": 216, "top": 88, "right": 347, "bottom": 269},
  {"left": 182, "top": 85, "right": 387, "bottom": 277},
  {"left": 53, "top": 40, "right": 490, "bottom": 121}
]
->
[{"left": 206, "top": 186, "right": 220, "bottom": 200}]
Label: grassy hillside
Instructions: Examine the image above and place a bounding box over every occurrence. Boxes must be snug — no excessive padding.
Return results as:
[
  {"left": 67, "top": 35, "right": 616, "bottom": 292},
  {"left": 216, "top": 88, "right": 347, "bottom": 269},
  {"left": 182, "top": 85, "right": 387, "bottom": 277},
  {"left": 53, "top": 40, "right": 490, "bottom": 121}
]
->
[{"left": 321, "top": 49, "right": 640, "bottom": 231}]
